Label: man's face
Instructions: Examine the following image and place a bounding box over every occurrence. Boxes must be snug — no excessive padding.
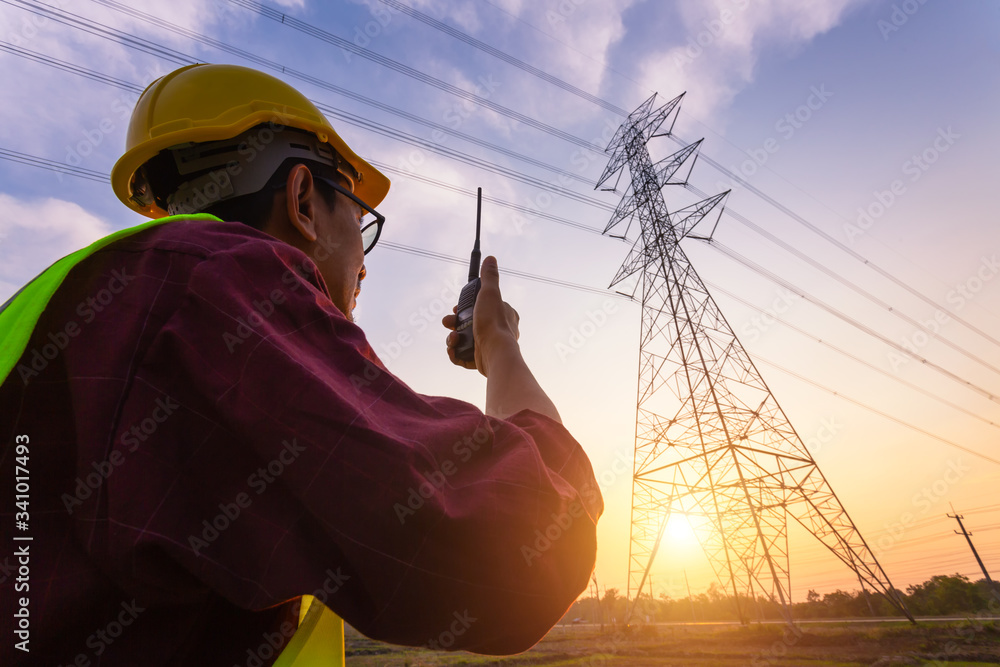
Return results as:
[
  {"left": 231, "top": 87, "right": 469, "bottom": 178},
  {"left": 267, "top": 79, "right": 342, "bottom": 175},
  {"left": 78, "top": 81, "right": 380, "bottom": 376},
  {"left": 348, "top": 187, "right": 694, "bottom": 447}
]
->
[{"left": 311, "top": 186, "right": 367, "bottom": 321}]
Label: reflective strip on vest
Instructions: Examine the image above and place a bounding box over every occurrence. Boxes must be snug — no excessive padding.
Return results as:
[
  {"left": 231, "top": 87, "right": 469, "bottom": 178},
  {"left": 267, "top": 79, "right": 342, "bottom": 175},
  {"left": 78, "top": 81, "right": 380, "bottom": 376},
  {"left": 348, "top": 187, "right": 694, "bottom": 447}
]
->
[
  {"left": 0, "top": 213, "right": 221, "bottom": 385},
  {"left": 0, "top": 213, "right": 347, "bottom": 665},
  {"left": 274, "top": 595, "right": 345, "bottom": 667}
]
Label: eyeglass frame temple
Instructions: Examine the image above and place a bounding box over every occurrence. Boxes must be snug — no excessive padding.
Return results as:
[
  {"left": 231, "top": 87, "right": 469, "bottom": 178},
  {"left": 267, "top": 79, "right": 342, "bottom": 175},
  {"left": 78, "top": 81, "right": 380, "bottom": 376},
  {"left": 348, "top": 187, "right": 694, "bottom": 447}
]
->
[{"left": 313, "top": 177, "right": 385, "bottom": 254}]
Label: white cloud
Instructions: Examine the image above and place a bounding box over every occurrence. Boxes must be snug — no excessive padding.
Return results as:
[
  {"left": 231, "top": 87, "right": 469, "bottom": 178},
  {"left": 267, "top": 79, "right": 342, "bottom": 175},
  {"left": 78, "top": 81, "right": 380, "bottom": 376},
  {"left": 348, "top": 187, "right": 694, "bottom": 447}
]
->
[
  {"left": 0, "top": 194, "right": 113, "bottom": 301},
  {"left": 375, "top": 0, "right": 636, "bottom": 124},
  {"left": 636, "top": 0, "right": 867, "bottom": 123},
  {"left": 518, "top": 0, "right": 636, "bottom": 97},
  {"left": 271, "top": 0, "right": 308, "bottom": 10},
  {"left": 0, "top": 0, "right": 257, "bottom": 167}
]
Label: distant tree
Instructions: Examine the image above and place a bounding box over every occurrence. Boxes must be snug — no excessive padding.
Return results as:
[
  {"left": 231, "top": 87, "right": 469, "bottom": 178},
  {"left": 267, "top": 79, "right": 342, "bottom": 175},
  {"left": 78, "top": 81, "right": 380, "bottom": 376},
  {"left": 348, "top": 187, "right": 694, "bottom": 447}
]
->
[
  {"left": 906, "top": 574, "right": 985, "bottom": 615},
  {"left": 603, "top": 588, "right": 625, "bottom": 624},
  {"left": 806, "top": 589, "right": 820, "bottom": 603}
]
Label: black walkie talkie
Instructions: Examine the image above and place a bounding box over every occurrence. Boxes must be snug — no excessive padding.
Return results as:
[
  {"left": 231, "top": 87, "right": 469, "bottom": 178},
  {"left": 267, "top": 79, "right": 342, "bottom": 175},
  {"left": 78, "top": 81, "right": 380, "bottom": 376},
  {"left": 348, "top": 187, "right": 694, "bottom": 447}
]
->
[{"left": 454, "top": 188, "right": 483, "bottom": 363}]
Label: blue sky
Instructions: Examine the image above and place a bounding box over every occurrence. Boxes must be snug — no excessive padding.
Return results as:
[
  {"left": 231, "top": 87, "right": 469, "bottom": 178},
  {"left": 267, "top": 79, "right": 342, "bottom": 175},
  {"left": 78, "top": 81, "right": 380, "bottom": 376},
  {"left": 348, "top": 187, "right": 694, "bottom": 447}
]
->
[{"left": 1, "top": 0, "right": 998, "bottom": 601}]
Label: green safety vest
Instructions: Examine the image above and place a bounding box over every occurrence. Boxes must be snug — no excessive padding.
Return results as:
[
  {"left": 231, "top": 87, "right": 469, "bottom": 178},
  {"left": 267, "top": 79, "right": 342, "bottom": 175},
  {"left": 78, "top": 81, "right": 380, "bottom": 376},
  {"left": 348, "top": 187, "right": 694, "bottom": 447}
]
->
[{"left": 0, "top": 214, "right": 345, "bottom": 666}]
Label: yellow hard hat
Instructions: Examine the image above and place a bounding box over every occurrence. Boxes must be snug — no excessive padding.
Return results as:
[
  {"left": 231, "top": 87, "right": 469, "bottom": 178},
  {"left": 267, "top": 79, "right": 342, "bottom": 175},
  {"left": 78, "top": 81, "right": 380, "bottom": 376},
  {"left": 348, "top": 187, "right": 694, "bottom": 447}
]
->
[{"left": 111, "top": 63, "right": 390, "bottom": 218}]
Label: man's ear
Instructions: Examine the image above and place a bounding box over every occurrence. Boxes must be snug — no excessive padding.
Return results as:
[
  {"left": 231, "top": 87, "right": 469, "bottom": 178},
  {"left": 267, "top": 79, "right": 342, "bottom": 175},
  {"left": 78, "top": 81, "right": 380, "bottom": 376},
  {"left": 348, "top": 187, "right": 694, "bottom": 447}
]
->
[{"left": 285, "top": 164, "right": 319, "bottom": 243}]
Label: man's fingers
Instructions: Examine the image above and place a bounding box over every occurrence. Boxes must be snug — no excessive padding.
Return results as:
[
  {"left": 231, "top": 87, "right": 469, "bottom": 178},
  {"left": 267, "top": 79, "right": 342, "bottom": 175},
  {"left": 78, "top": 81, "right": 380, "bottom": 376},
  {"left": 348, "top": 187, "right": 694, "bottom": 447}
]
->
[{"left": 442, "top": 313, "right": 457, "bottom": 329}]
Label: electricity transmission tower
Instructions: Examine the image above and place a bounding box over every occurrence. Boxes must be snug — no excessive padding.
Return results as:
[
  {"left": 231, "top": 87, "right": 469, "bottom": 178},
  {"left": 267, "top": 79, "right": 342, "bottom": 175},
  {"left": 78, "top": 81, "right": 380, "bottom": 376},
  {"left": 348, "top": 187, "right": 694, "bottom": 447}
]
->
[{"left": 597, "top": 93, "right": 914, "bottom": 624}]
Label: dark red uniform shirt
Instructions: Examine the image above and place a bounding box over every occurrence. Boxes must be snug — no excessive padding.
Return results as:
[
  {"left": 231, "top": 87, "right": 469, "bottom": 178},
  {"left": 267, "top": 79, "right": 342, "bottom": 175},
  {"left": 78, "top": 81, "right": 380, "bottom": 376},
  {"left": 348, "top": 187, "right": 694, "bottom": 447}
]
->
[{"left": 0, "top": 218, "right": 602, "bottom": 666}]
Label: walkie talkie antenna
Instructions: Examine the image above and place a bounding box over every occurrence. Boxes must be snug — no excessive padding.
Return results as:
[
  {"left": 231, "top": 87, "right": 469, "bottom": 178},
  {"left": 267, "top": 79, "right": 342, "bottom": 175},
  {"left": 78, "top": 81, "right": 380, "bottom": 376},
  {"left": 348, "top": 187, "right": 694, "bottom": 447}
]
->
[{"left": 468, "top": 187, "right": 482, "bottom": 282}]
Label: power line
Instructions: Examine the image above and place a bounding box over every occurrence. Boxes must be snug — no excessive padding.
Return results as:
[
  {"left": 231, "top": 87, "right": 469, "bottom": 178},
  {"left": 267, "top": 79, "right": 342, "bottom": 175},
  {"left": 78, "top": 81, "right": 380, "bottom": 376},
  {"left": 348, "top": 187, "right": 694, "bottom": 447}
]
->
[
  {"left": 375, "top": 0, "right": 628, "bottom": 115},
  {"left": 680, "top": 151, "right": 1000, "bottom": 353},
  {"left": 79, "top": 0, "right": 598, "bottom": 188},
  {"left": 313, "top": 100, "right": 613, "bottom": 209},
  {"left": 707, "top": 279, "right": 1000, "bottom": 432},
  {"left": 707, "top": 238, "right": 1000, "bottom": 406},
  {"left": 371, "top": 160, "right": 606, "bottom": 236},
  {"left": 0, "top": 40, "right": 143, "bottom": 93},
  {"left": 347, "top": 0, "right": 1000, "bottom": 364},
  {"left": 1, "top": 0, "right": 190, "bottom": 66},
  {"left": 21, "top": 0, "right": 997, "bottom": 399},
  {"left": 93, "top": 0, "right": 1000, "bottom": 362},
  {"left": 4, "top": 140, "right": 996, "bottom": 469},
  {"left": 7, "top": 1, "right": 612, "bottom": 210},
  {"left": 4, "top": 5, "right": 997, "bottom": 463},
  {"left": 0, "top": 148, "right": 624, "bottom": 300},
  {"left": 0, "top": 147, "right": 108, "bottom": 183},
  {"left": 228, "top": 0, "right": 603, "bottom": 152},
  {"left": 0, "top": 28, "right": 607, "bottom": 213},
  {"left": 686, "top": 183, "right": 1000, "bottom": 382},
  {"left": 479, "top": 0, "right": 651, "bottom": 96},
  {"left": 753, "top": 354, "right": 1000, "bottom": 466}
]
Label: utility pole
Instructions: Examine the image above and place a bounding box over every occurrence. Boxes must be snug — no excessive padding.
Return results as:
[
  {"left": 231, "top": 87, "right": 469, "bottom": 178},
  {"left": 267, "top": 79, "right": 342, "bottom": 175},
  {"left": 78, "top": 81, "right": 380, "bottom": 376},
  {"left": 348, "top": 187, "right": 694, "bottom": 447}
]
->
[
  {"left": 684, "top": 569, "right": 696, "bottom": 622},
  {"left": 948, "top": 506, "right": 999, "bottom": 600},
  {"left": 592, "top": 574, "right": 605, "bottom": 631},
  {"left": 647, "top": 574, "right": 654, "bottom": 623},
  {"left": 856, "top": 571, "right": 876, "bottom": 617}
]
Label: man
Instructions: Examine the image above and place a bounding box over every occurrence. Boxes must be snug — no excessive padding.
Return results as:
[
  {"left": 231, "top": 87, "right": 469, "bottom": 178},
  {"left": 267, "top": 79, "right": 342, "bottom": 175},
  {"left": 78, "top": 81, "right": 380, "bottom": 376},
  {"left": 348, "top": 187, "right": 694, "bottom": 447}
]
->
[{"left": 0, "top": 64, "right": 602, "bottom": 665}]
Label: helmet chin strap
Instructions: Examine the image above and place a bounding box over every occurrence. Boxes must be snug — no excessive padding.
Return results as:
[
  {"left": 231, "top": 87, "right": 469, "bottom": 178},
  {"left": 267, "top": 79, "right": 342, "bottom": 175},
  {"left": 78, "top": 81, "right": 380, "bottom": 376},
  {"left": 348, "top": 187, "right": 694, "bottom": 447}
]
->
[{"left": 164, "top": 127, "right": 359, "bottom": 216}]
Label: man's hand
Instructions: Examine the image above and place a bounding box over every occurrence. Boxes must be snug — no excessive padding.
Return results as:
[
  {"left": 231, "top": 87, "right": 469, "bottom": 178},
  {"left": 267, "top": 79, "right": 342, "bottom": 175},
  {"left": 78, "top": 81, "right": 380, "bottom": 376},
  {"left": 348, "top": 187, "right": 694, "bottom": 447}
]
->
[
  {"left": 442, "top": 256, "right": 560, "bottom": 422},
  {"left": 442, "top": 256, "right": 520, "bottom": 378}
]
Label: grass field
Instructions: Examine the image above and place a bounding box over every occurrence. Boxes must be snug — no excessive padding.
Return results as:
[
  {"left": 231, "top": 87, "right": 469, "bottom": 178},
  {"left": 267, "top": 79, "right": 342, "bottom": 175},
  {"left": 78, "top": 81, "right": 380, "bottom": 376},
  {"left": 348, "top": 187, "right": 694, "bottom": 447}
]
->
[{"left": 345, "top": 619, "right": 1000, "bottom": 666}]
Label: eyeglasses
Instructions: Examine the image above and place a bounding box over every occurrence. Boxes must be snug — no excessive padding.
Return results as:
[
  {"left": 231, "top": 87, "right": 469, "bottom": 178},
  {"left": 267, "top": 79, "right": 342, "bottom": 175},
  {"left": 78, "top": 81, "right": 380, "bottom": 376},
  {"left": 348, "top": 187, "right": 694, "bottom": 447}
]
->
[
  {"left": 274, "top": 173, "right": 385, "bottom": 254},
  {"left": 313, "top": 177, "right": 386, "bottom": 255}
]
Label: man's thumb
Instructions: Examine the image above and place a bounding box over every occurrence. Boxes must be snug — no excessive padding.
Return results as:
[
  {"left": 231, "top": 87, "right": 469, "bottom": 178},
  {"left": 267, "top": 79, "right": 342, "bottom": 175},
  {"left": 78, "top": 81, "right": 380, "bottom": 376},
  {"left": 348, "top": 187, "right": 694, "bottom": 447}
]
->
[{"left": 480, "top": 255, "right": 499, "bottom": 287}]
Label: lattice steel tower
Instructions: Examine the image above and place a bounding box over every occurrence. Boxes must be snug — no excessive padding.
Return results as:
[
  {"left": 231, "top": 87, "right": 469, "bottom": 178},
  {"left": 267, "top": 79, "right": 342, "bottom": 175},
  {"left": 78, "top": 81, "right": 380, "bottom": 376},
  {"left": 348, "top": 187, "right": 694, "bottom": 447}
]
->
[{"left": 598, "top": 93, "right": 913, "bottom": 624}]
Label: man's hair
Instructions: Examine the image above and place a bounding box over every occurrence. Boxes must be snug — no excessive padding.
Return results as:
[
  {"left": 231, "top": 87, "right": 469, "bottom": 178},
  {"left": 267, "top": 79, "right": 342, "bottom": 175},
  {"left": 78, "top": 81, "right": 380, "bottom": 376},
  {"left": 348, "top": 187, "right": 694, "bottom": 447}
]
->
[{"left": 201, "top": 158, "right": 343, "bottom": 231}]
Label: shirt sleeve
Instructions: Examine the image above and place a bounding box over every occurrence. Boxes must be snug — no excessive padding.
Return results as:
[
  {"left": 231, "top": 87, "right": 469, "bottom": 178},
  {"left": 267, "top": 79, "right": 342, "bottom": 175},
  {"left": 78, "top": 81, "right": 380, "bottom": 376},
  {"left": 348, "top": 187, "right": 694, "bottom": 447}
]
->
[{"left": 106, "top": 237, "right": 604, "bottom": 654}]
